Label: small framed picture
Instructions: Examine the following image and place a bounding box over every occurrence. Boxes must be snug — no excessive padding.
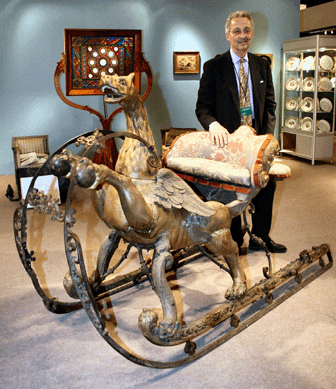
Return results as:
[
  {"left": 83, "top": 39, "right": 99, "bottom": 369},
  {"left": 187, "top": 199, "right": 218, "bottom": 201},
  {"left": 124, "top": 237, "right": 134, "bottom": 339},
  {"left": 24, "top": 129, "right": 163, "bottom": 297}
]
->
[
  {"left": 256, "top": 53, "right": 273, "bottom": 70},
  {"left": 173, "top": 51, "right": 200, "bottom": 74}
]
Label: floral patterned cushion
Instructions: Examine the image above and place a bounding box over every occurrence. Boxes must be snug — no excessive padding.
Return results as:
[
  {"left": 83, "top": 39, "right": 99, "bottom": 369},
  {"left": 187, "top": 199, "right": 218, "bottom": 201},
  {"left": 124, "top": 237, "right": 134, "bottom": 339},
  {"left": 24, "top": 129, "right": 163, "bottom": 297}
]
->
[
  {"left": 163, "top": 125, "right": 280, "bottom": 188},
  {"left": 166, "top": 157, "right": 251, "bottom": 186}
]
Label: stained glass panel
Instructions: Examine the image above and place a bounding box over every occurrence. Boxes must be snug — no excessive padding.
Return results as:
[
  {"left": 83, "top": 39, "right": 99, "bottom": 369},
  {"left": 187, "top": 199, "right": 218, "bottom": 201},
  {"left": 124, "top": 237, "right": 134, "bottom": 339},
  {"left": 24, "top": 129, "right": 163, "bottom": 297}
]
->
[{"left": 64, "top": 30, "right": 142, "bottom": 96}]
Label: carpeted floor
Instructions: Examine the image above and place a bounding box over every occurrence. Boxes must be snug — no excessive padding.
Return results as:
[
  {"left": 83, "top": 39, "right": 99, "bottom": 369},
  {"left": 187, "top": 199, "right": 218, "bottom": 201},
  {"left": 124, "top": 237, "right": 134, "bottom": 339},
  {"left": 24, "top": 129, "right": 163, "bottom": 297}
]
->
[{"left": 1, "top": 155, "right": 336, "bottom": 389}]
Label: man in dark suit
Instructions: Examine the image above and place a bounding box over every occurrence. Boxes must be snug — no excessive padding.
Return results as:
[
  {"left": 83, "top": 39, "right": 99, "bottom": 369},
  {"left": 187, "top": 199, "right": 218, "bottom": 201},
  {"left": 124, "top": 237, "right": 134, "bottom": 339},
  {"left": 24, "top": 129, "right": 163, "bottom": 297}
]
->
[{"left": 196, "top": 10, "right": 286, "bottom": 253}]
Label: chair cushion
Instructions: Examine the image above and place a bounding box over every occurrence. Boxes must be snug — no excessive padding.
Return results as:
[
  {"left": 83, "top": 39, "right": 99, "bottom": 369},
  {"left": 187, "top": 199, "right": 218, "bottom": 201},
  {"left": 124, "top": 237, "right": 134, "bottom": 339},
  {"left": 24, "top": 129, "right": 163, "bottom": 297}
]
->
[
  {"left": 166, "top": 157, "right": 251, "bottom": 186},
  {"left": 163, "top": 125, "right": 278, "bottom": 188},
  {"left": 268, "top": 161, "right": 291, "bottom": 179},
  {"left": 16, "top": 138, "right": 47, "bottom": 154},
  {"left": 164, "top": 127, "right": 256, "bottom": 168}
]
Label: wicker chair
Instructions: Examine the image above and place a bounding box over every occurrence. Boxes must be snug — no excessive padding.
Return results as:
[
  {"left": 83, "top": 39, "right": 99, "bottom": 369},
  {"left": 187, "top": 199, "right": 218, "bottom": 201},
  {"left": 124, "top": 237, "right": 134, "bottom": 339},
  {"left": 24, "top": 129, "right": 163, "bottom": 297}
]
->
[{"left": 12, "top": 135, "right": 50, "bottom": 199}]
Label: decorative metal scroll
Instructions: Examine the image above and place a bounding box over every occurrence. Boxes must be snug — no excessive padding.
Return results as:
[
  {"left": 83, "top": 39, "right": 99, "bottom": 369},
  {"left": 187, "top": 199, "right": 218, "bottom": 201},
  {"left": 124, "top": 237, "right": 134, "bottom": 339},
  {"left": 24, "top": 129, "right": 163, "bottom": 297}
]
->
[{"left": 12, "top": 130, "right": 110, "bottom": 314}]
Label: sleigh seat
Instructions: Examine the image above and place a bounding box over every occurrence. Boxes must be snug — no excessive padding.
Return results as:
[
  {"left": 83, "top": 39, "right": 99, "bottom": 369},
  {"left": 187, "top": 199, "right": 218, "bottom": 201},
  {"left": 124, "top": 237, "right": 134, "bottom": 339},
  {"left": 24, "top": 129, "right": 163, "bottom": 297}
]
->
[{"left": 162, "top": 125, "right": 291, "bottom": 200}]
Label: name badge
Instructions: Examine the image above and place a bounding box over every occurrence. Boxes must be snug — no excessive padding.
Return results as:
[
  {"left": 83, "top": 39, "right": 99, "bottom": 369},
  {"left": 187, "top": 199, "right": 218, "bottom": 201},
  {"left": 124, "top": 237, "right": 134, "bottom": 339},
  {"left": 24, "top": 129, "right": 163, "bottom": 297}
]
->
[{"left": 240, "top": 106, "right": 252, "bottom": 117}]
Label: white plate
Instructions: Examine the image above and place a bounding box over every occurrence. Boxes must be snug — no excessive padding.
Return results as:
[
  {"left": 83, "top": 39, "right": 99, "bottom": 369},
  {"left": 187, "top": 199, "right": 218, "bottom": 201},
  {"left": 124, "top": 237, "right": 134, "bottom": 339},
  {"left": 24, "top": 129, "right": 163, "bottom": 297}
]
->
[
  {"left": 319, "top": 98, "right": 333, "bottom": 112},
  {"left": 320, "top": 55, "right": 334, "bottom": 71},
  {"left": 302, "top": 77, "right": 315, "bottom": 91},
  {"left": 300, "top": 97, "right": 314, "bottom": 112},
  {"left": 286, "top": 97, "right": 299, "bottom": 110},
  {"left": 285, "top": 116, "right": 298, "bottom": 129},
  {"left": 286, "top": 77, "right": 299, "bottom": 90},
  {"left": 318, "top": 77, "right": 333, "bottom": 91},
  {"left": 300, "top": 56, "right": 315, "bottom": 71},
  {"left": 317, "top": 119, "right": 331, "bottom": 133},
  {"left": 300, "top": 117, "right": 313, "bottom": 131},
  {"left": 286, "top": 57, "right": 300, "bottom": 71}
]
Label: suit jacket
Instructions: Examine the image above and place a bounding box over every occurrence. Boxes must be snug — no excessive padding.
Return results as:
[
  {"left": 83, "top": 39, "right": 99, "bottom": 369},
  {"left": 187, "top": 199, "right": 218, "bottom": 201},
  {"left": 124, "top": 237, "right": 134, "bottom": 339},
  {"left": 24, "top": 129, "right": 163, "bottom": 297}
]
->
[{"left": 196, "top": 50, "right": 276, "bottom": 135}]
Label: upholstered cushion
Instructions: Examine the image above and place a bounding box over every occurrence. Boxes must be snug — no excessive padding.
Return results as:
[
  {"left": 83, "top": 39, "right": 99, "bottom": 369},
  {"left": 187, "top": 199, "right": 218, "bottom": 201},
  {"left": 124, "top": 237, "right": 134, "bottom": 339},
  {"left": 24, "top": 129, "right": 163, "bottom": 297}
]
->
[
  {"left": 164, "top": 126, "right": 256, "bottom": 166},
  {"left": 163, "top": 125, "right": 278, "bottom": 188},
  {"left": 269, "top": 161, "right": 291, "bottom": 179},
  {"left": 16, "top": 138, "right": 47, "bottom": 154},
  {"left": 166, "top": 157, "right": 251, "bottom": 186}
]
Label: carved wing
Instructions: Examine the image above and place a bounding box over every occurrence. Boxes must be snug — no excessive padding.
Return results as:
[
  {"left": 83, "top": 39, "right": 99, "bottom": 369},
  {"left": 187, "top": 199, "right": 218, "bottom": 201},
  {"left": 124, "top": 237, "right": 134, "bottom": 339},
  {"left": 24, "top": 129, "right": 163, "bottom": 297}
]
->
[{"left": 154, "top": 168, "right": 216, "bottom": 217}]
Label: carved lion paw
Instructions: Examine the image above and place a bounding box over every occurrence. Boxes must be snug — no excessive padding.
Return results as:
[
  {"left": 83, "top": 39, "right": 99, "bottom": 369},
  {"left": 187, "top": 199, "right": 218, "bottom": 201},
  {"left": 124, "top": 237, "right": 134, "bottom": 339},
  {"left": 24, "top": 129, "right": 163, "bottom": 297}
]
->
[
  {"left": 158, "top": 318, "right": 174, "bottom": 336},
  {"left": 50, "top": 154, "right": 72, "bottom": 177},
  {"left": 74, "top": 158, "right": 95, "bottom": 188},
  {"left": 225, "top": 280, "right": 247, "bottom": 300}
]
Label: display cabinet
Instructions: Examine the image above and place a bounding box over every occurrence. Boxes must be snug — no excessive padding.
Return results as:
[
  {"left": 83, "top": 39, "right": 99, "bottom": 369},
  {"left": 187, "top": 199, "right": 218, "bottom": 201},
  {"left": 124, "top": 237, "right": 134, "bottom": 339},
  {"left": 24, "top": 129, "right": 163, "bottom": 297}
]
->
[{"left": 281, "top": 35, "right": 335, "bottom": 164}]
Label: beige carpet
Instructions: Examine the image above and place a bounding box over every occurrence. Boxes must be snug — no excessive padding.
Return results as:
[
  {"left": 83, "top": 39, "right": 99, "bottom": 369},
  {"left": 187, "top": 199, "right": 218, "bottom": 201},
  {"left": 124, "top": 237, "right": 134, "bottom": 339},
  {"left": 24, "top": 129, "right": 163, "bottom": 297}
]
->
[{"left": 1, "top": 156, "right": 336, "bottom": 389}]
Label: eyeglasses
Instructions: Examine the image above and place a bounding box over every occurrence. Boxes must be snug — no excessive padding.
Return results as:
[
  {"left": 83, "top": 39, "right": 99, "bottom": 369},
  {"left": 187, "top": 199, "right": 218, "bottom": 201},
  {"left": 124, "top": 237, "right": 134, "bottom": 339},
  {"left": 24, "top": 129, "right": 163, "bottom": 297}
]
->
[{"left": 231, "top": 28, "right": 252, "bottom": 36}]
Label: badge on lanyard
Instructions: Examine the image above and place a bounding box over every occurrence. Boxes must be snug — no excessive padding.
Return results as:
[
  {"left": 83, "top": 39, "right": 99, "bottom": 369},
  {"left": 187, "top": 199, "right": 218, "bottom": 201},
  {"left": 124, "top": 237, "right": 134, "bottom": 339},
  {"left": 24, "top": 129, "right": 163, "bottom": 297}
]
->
[{"left": 240, "top": 106, "right": 252, "bottom": 117}]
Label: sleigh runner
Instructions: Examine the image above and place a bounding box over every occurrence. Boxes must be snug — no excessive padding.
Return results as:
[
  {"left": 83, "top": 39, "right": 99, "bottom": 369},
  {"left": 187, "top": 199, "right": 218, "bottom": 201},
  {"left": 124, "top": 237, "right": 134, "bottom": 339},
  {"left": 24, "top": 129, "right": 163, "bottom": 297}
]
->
[{"left": 13, "top": 74, "right": 333, "bottom": 368}]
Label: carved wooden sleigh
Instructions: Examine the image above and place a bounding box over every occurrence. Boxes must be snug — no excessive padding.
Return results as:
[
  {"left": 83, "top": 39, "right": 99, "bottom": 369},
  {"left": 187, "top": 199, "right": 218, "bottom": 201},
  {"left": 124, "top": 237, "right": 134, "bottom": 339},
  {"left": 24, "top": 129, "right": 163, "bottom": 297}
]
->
[{"left": 13, "top": 75, "right": 332, "bottom": 369}]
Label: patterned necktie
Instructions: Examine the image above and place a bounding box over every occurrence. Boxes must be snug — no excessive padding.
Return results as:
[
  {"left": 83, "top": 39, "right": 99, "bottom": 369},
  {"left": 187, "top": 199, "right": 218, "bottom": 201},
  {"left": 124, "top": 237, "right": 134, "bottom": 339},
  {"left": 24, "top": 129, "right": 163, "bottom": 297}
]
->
[{"left": 239, "top": 59, "right": 252, "bottom": 126}]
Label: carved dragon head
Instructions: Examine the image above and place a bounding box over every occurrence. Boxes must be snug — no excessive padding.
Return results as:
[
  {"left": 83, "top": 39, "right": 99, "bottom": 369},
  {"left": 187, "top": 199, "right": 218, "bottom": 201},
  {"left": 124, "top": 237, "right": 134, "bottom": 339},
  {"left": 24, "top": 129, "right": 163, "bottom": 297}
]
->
[{"left": 99, "top": 72, "right": 139, "bottom": 107}]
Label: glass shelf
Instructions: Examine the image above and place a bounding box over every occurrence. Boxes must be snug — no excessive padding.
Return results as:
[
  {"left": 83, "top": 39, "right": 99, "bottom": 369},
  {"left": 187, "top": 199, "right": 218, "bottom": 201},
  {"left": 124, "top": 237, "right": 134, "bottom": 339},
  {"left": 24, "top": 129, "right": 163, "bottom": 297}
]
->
[{"left": 281, "top": 35, "right": 335, "bottom": 164}]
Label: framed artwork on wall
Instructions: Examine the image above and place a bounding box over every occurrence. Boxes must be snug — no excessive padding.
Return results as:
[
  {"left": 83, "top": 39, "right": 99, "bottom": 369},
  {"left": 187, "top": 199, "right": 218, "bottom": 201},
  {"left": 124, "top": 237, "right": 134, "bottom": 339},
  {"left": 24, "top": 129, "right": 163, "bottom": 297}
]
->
[
  {"left": 255, "top": 53, "right": 274, "bottom": 70},
  {"left": 173, "top": 51, "right": 200, "bottom": 74},
  {"left": 64, "top": 29, "right": 142, "bottom": 96}
]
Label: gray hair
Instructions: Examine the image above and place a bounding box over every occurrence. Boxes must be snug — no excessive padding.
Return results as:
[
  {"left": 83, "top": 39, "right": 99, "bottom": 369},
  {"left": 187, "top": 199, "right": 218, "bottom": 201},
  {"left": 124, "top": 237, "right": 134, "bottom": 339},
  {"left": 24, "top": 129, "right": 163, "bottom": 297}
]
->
[{"left": 225, "top": 11, "right": 254, "bottom": 35}]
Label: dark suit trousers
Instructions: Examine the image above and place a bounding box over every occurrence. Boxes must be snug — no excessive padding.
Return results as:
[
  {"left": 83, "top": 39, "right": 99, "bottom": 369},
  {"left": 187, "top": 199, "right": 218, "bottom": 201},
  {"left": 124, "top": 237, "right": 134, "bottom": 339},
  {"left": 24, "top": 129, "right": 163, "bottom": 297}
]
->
[{"left": 231, "top": 179, "right": 277, "bottom": 246}]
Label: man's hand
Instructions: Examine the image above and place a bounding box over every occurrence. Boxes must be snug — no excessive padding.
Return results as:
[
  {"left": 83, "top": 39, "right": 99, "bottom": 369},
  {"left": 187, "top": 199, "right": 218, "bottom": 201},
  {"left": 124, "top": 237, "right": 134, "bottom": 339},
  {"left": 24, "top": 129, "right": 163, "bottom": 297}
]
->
[{"left": 209, "top": 123, "right": 229, "bottom": 147}]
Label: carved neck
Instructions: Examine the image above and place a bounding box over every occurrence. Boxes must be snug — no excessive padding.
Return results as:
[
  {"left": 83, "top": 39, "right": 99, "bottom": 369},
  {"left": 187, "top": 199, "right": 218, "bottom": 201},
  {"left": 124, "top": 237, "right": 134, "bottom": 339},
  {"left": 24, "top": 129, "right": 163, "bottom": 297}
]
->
[
  {"left": 123, "top": 98, "right": 154, "bottom": 145},
  {"left": 115, "top": 95, "right": 159, "bottom": 179}
]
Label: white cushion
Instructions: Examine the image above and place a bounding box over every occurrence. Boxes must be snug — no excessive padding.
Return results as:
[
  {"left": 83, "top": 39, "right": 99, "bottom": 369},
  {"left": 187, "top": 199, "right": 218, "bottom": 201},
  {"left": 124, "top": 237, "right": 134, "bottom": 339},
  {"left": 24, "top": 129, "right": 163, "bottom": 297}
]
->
[
  {"left": 268, "top": 161, "right": 291, "bottom": 178},
  {"left": 166, "top": 157, "right": 251, "bottom": 186}
]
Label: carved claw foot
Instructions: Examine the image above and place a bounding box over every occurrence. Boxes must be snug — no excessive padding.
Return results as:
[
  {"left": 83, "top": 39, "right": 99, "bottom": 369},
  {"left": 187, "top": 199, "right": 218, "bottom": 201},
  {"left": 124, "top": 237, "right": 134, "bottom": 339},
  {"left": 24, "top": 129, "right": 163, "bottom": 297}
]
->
[
  {"left": 158, "top": 318, "right": 179, "bottom": 339},
  {"left": 225, "top": 280, "right": 247, "bottom": 300},
  {"left": 50, "top": 151, "right": 74, "bottom": 178},
  {"left": 74, "top": 158, "right": 106, "bottom": 189},
  {"left": 50, "top": 152, "right": 110, "bottom": 190},
  {"left": 138, "top": 308, "right": 180, "bottom": 344}
]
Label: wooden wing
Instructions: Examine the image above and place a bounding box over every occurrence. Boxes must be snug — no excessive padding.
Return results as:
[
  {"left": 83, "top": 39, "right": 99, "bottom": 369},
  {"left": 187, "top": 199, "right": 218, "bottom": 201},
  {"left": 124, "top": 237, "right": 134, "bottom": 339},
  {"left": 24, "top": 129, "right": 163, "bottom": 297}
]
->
[{"left": 154, "top": 168, "right": 216, "bottom": 217}]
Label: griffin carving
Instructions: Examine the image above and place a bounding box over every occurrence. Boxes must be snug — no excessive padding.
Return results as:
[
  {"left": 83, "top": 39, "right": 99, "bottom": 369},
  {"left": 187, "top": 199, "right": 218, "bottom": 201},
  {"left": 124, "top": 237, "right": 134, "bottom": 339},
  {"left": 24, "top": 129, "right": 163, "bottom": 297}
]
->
[{"left": 50, "top": 73, "right": 247, "bottom": 339}]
